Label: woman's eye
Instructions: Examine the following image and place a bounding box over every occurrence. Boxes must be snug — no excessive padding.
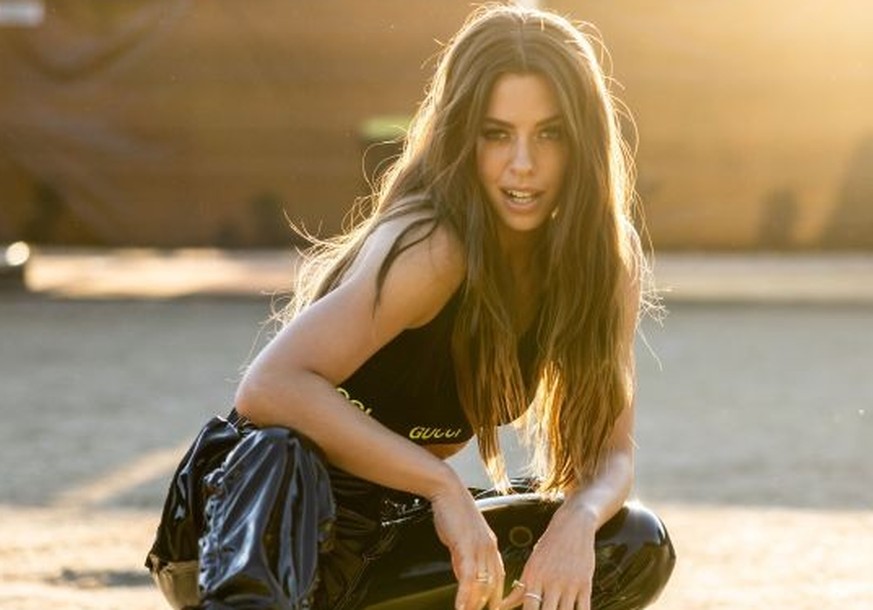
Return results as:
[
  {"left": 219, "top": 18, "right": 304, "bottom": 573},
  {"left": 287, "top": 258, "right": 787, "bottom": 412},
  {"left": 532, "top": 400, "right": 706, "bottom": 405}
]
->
[
  {"left": 481, "top": 128, "right": 508, "bottom": 141},
  {"left": 539, "top": 126, "right": 563, "bottom": 140}
]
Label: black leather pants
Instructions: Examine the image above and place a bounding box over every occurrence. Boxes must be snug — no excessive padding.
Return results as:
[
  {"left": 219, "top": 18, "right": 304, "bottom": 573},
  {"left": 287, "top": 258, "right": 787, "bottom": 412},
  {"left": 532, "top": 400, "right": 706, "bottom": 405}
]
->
[
  {"left": 320, "top": 469, "right": 676, "bottom": 610},
  {"left": 147, "top": 416, "right": 675, "bottom": 610}
]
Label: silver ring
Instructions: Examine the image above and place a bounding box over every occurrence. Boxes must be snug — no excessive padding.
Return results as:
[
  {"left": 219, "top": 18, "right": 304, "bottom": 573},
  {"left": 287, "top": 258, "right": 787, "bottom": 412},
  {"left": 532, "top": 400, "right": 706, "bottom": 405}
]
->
[
  {"left": 523, "top": 591, "right": 544, "bottom": 603},
  {"left": 512, "top": 579, "right": 526, "bottom": 589},
  {"left": 475, "top": 571, "right": 491, "bottom": 584}
]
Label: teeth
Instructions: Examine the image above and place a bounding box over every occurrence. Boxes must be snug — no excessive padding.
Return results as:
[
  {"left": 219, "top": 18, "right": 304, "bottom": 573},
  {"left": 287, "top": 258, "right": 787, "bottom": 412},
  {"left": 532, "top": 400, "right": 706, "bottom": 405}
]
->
[{"left": 505, "top": 189, "right": 536, "bottom": 201}]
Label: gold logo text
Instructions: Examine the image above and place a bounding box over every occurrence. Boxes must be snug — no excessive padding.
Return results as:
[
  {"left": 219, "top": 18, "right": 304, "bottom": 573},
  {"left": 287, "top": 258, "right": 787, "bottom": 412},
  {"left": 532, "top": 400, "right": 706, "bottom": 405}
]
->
[
  {"left": 408, "top": 426, "right": 463, "bottom": 441},
  {"left": 336, "top": 387, "right": 372, "bottom": 415}
]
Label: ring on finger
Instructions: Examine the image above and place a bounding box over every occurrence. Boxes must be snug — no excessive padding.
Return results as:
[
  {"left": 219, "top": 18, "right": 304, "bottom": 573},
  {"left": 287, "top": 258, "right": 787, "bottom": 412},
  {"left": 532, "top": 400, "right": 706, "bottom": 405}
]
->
[
  {"left": 475, "top": 570, "right": 492, "bottom": 584},
  {"left": 523, "top": 591, "right": 544, "bottom": 603},
  {"left": 512, "top": 579, "right": 526, "bottom": 590}
]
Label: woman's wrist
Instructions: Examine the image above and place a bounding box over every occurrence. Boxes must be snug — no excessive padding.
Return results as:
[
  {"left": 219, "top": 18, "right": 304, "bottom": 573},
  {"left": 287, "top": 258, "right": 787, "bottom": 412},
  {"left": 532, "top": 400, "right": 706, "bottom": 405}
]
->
[
  {"left": 419, "top": 461, "right": 466, "bottom": 503},
  {"left": 556, "top": 493, "right": 600, "bottom": 533}
]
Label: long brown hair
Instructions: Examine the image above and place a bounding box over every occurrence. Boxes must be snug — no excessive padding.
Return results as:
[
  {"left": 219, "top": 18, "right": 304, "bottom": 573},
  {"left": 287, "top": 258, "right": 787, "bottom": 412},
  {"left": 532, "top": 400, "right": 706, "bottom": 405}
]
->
[{"left": 284, "top": 4, "right": 653, "bottom": 494}]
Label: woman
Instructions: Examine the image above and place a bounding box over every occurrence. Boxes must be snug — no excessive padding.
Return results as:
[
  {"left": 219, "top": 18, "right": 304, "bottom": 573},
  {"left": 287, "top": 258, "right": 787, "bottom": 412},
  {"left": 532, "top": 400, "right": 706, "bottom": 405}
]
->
[{"left": 182, "top": 4, "right": 673, "bottom": 610}]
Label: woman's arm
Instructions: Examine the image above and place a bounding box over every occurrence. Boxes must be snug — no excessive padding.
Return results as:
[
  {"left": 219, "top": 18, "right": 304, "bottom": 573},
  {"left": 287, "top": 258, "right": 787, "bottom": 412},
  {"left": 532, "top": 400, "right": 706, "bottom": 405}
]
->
[
  {"left": 499, "top": 405, "right": 636, "bottom": 610},
  {"left": 501, "top": 238, "right": 643, "bottom": 610},
  {"left": 235, "top": 219, "right": 505, "bottom": 610},
  {"left": 557, "top": 392, "right": 635, "bottom": 528},
  {"left": 236, "top": 219, "right": 464, "bottom": 494},
  {"left": 551, "top": 223, "right": 644, "bottom": 527}
]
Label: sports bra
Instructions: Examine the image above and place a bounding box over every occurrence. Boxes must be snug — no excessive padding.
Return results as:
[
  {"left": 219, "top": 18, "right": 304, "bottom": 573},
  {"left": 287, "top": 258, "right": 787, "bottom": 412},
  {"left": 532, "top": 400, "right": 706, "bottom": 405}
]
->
[{"left": 338, "top": 288, "right": 539, "bottom": 445}]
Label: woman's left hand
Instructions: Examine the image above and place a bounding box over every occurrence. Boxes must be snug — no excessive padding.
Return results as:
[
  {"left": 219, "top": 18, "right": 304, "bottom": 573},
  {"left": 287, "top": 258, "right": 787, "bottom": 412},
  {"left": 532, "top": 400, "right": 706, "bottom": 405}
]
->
[{"left": 499, "top": 505, "right": 597, "bottom": 610}]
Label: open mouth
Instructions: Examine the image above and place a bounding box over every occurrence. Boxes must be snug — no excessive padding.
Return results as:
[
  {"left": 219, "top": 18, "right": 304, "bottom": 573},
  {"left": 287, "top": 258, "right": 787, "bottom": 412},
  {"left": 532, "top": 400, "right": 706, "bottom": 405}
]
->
[{"left": 502, "top": 188, "right": 542, "bottom": 206}]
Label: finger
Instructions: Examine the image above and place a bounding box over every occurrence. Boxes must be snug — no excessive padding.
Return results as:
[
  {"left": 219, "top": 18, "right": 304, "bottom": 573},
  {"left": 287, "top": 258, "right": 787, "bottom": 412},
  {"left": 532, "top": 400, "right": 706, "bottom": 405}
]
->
[
  {"left": 540, "top": 589, "right": 560, "bottom": 610},
  {"left": 453, "top": 553, "right": 479, "bottom": 610},
  {"left": 521, "top": 581, "right": 544, "bottom": 610},
  {"left": 573, "top": 577, "right": 592, "bottom": 610},
  {"left": 575, "top": 593, "right": 591, "bottom": 610},
  {"left": 500, "top": 577, "right": 528, "bottom": 609},
  {"left": 500, "top": 591, "right": 524, "bottom": 609},
  {"left": 558, "top": 594, "right": 577, "bottom": 610},
  {"left": 455, "top": 578, "right": 471, "bottom": 610},
  {"left": 461, "top": 555, "right": 498, "bottom": 610},
  {"left": 487, "top": 558, "right": 505, "bottom": 610},
  {"left": 458, "top": 577, "right": 488, "bottom": 610},
  {"left": 521, "top": 587, "right": 545, "bottom": 610},
  {"left": 500, "top": 584, "right": 525, "bottom": 609}
]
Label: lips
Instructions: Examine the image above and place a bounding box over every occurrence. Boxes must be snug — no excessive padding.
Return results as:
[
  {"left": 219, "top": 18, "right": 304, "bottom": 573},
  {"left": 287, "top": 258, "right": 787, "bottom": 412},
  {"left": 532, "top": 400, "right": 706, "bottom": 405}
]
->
[{"left": 501, "top": 188, "right": 543, "bottom": 208}]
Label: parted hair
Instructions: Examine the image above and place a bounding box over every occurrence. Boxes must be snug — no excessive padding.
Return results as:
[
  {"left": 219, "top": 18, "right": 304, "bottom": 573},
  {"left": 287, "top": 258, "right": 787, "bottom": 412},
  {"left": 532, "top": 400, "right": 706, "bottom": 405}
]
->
[{"left": 284, "top": 3, "right": 652, "bottom": 494}]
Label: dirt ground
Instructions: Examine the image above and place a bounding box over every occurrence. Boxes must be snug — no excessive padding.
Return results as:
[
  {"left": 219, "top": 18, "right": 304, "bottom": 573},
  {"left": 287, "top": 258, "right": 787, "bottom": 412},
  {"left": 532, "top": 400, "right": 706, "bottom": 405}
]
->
[
  {"left": 1, "top": 250, "right": 871, "bottom": 609},
  {"left": 2, "top": 503, "right": 871, "bottom": 610}
]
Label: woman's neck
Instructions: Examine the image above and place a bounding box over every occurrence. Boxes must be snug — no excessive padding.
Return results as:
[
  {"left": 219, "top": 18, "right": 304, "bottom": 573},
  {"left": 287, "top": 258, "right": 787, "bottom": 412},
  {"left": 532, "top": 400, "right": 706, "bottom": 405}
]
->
[
  {"left": 497, "top": 226, "right": 544, "bottom": 269},
  {"left": 497, "top": 235, "right": 545, "bottom": 334}
]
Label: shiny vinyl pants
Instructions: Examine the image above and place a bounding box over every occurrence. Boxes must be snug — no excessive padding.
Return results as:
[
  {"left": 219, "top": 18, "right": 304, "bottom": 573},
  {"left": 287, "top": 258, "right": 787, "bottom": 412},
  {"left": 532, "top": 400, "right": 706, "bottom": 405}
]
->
[
  {"left": 146, "top": 417, "right": 675, "bottom": 610},
  {"left": 324, "top": 470, "right": 676, "bottom": 610}
]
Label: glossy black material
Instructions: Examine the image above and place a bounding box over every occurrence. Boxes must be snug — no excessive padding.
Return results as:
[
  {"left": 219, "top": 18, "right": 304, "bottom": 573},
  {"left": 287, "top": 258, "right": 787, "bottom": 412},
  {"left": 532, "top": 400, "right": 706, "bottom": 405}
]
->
[
  {"left": 353, "top": 483, "right": 676, "bottom": 610},
  {"left": 148, "top": 419, "right": 674, "bottom": 610},
  {"left": 198, "top": 427, "right": 335, "bottom": 609},
  {"left": 146, "top": 415, "right": 335, "bottom": 610},
  {"left": 146, "top": 416, "right": 244, "bottom": 608}
]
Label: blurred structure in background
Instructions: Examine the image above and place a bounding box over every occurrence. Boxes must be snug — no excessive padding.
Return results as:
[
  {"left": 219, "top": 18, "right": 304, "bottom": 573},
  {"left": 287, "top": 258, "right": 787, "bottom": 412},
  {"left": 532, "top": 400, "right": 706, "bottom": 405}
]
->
[
  {"left": 1, "top": 0, "right": 871, "bottom": 250},
  {"left": 0, "top": 240, "right": 30, "bottom": 289},
  {"left": 563, "top": 0, "right": 873, "bottom": 251}
]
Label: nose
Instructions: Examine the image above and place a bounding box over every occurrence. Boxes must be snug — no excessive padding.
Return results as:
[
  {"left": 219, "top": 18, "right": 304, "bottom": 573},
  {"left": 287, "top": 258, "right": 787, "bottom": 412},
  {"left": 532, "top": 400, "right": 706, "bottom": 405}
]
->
[{"left": 509, "top": 137, "right": 534, "bottom": 175}]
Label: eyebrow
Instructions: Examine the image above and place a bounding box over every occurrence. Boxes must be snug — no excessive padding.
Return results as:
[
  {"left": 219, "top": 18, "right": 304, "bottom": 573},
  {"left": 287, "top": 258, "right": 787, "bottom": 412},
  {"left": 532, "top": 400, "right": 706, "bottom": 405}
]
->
[{"left": 481, "top": 115, "right": 563, "bottom": 128}]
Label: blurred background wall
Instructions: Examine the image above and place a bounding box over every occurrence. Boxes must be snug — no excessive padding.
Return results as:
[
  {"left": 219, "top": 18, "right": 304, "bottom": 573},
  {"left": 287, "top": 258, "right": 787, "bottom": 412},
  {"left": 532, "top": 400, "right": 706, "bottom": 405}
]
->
[{"left": 1, "top": 0, "right": 871, "bottom": 249}]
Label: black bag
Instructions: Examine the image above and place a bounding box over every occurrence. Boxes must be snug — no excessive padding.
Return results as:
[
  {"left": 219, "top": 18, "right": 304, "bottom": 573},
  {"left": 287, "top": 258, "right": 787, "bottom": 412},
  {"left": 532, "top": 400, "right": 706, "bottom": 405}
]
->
[{"left": 145, "top": 412, "right": 336, "bottom": 610}]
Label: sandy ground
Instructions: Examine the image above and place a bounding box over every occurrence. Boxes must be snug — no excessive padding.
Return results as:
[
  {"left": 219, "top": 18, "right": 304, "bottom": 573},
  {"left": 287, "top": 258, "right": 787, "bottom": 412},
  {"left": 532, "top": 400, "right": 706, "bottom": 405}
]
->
[
  {"left": 1, "top": 250, "right": 872, "bottom": 609},
  {"left": 2, "top": 504, "right": 872, "bottom": 610}
]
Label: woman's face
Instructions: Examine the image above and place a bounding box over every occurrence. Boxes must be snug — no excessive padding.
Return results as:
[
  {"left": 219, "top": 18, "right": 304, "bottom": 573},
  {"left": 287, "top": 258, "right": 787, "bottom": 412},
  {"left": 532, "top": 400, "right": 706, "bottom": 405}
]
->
[{"left": 476, "top": 72, "right": 569, "bottom": 243}]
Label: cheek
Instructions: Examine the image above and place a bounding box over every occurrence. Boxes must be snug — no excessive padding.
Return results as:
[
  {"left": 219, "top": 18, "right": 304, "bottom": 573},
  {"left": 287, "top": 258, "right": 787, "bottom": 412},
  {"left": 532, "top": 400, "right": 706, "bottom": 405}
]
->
[
  {"left": 476, "top": 146, "right": 500, "bottom": 183},
  {"left": 475, "top": 145, "right": 486, "bottom": 181},
  {"left": 550, "top": 149, "right": 570, "bottom": 184}
]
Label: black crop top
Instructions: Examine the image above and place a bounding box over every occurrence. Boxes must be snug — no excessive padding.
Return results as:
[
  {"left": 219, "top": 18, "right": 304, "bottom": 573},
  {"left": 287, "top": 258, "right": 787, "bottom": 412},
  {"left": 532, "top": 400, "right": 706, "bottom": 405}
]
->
[{"left": 337, "top": 289, "right": 539, "bottom": 445}]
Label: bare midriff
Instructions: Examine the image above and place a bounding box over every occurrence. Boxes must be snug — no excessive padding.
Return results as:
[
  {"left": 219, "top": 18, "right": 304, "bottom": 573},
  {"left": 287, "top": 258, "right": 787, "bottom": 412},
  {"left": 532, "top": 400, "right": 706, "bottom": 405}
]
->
[{"left": 424, "top": 441, "right": 469, "bottom": 460}]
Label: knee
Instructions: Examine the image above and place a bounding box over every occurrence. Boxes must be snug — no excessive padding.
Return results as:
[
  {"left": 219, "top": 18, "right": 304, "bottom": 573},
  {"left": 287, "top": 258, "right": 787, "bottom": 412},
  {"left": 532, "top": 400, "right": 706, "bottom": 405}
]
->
[
  {"left": 599, "top": 503, "right": 672, "bottom": 552},
  {"left": 592, "top": 503, "right": 676, "bottom": 609}
]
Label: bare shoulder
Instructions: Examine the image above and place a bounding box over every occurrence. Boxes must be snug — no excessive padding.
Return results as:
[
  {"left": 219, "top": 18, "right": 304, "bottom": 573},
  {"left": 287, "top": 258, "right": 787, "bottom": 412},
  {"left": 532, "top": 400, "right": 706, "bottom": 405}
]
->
[
  {"left": 346, "top": 213, "right": 466, "bottom": 327},
  {"left": 252, "top": 214, "right": 466, "bottom": 389},
  {"left": 369, "top": 212, "right": 465, "bottom": 276}
]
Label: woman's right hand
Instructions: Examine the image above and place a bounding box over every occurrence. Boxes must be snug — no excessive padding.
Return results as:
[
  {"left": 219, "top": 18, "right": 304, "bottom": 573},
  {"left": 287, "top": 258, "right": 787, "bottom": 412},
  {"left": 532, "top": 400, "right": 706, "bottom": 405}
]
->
[{"left": 430, "top": 478, "right": 505, "bottom": 610}]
